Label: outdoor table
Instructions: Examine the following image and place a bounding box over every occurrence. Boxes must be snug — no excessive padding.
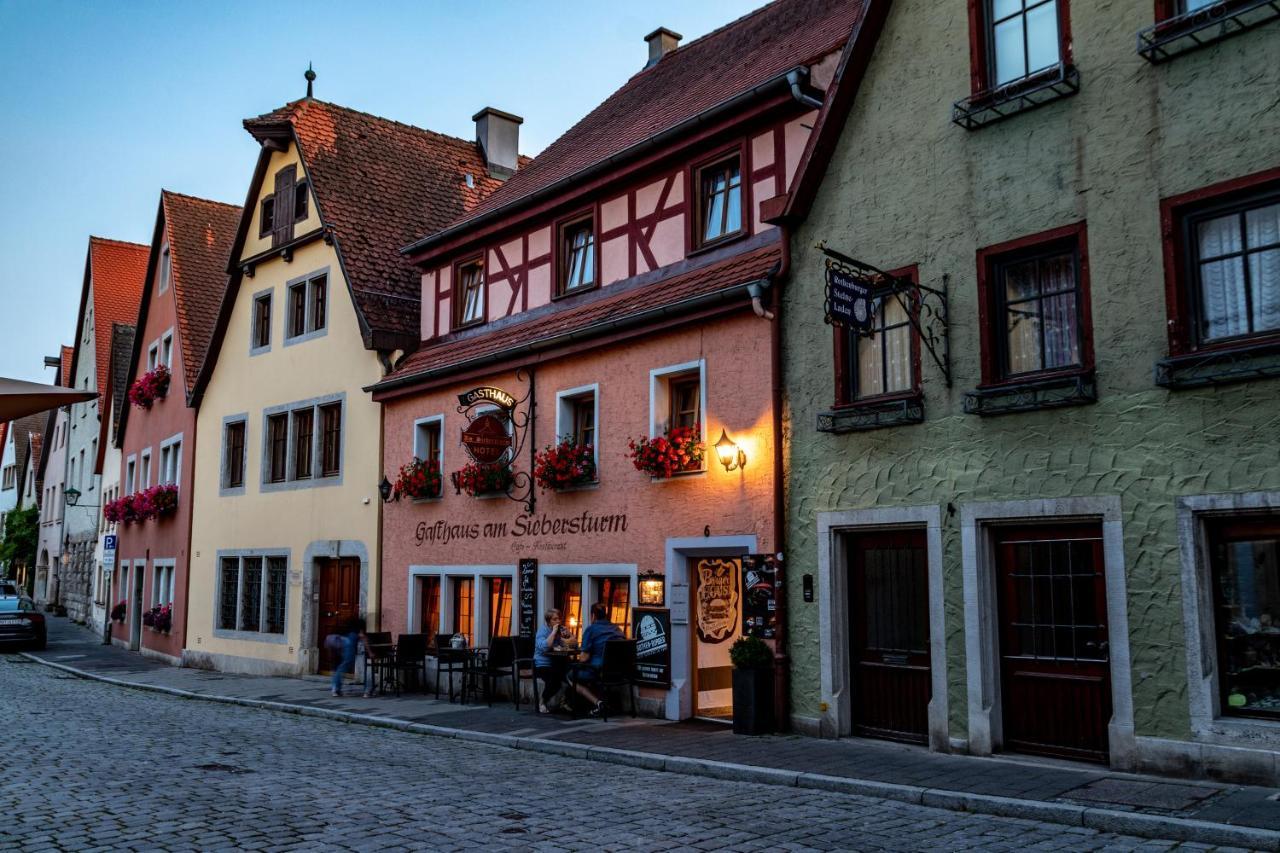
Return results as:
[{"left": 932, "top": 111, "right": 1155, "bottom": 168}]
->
[
  {"left": 364, "top": 643, "right": 396, "bottom": 696},
  {"left": 435, "top": 646, "right": 487, "bottom": 702}
]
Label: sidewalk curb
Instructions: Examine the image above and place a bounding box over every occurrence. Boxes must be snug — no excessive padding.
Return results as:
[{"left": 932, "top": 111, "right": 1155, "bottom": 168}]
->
[{"left": 21, "top": 653, "right": 1280, "bottom": 851}]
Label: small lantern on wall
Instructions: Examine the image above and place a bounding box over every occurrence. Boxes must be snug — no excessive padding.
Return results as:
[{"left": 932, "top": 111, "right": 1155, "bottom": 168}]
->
[
  {"left": 378, "top": 476, "right": 394, "bottom": 503},
  {"left": 714, "top": 429, "right": 746, "bottom": 472},
  {"left": 638, "top": 569, "right": 665, "bottom": 607}
]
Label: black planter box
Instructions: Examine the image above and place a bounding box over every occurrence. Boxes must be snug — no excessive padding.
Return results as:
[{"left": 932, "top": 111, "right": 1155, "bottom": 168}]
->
[{"left": 731, "top": 666, "right": 775, "bottom": 735}]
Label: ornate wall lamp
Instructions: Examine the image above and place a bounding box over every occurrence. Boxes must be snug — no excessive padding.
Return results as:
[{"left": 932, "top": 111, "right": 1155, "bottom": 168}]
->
[
  {"left": 638, "top": 569, "right": 665, "bottom": 607},
  {"left": 714, "top": 429, "right": 747, "bottom": 472}
]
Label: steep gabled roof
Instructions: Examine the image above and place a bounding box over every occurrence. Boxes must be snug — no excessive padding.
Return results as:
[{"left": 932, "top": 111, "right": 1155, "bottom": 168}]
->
[
  {"left": 105, "top": 323, "right": 136, "bottom": 449},
  {"left": 373, "top": 237, "right": 781, "bottom": 397},
  {"left": 70, "top": 237, "right": 148, "bottom": 408},
  {"left": 407, "top": 0, "right": 864, "bottom": 254},
  {"left": 241, "top": 99, "right": 508, "bottom": 344},
  {"left": 10, "top": 414, "right": 44, "bottom": 480},
  {"left": 162, "top": 192, "right": 241, "bottom": 395}
]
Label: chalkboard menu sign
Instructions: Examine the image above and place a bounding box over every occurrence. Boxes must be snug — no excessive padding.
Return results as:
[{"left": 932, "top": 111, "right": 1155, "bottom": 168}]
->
[
  {"left": 518, "top": 558, "right": 538, "bottom": 638},
  {"left": 741, "top": 554, "right": 780, "bottom": 639},
  {"left": 633, "top": 607, "right": 672, "bottom": 687}
]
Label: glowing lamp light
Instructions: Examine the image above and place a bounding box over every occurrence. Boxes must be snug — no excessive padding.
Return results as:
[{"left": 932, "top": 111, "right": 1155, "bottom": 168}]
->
[
  {"left": 714, "top": 429, "right": 746, "bottom": 473},
  {"left": 638, "top": 570, "right": 665, "bottom": 606}
]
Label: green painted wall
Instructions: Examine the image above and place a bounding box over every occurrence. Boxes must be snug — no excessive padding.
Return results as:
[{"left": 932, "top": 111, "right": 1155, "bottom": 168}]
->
[{"left": 782, "top": 0, "right": 1280, "bottom": 743}]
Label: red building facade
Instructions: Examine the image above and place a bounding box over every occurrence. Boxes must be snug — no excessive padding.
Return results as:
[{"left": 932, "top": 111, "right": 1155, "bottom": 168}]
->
[{"left": 373, "top": 0, "right": 864, "bottom": 720}]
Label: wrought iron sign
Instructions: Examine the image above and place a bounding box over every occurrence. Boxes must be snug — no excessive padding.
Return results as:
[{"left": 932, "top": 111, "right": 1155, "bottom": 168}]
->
[
  {"left": 818, "top": 242, "right": 952, "bottom": 387},
  {"left": 452, "top": 370, "right": 537, "bottom": 512}
]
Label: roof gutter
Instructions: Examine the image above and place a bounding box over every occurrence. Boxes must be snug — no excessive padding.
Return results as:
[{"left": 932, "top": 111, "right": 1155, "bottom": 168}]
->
[
  {"left": 401, "top": 67, "right": 813, "bottom": 258},
  {"left": 368, "top": 277, "right": 767, "bottom": 398}
]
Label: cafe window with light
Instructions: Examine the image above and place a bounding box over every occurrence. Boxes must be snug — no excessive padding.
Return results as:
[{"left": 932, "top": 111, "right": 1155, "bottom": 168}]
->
[
  {"left": 487, "top": 577, "right": 513, "bottom": 640},
  {"left": 978, "top": 225, "right": 1091, "bottom": 384},
  {"left": 419, "top": 576, "right": 441, "bottom": 638},
  {"left": 594, "top": 577, "right": 631, "bottom": 636},
  {"left": 559, "top": 215, "right": 596, "bottom": 295},
  {"left": 695, "top": 154, "right": 743, "bottom": 248},
  {"left": 1208, "top": 516, "right": 1280, "bottom": 721},
  {"left": 451, "top": 578, "right": 474, "bottom": 645},
  {"left": 454, "top": 260, "right": 486, "bottom": 329},
  {"left": 836, "top": 277, "right": 920, "bottom": 406},
  {"left": 552, "top": 577, "right": 583, "bottom": 638}
]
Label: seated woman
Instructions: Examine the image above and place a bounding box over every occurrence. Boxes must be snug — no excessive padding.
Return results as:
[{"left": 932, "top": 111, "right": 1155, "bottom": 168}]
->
[{"left": 534, "top": 608, "right": 569, "bottom": 713}]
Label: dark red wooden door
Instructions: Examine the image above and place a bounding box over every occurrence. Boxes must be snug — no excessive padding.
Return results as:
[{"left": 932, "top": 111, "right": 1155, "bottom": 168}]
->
[
  {"left": 996, "top": 525, "right": 1111, "bottom": 763},
  {"left": 849, "top": 531, "right": 930, "bottom": 744},
  {"left": 318, "top": 558, "right": 360, "bottom": 672}
]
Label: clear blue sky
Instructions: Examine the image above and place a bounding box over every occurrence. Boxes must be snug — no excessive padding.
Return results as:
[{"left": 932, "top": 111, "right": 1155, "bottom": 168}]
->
[{"left": 0, "top": 0, "right": 762, "bottom": 384}]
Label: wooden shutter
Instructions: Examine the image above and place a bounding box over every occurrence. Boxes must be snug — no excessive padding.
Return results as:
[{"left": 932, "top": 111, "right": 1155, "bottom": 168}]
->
[{"left": 272, "top": 165, "right": 296, "bottom": 247}]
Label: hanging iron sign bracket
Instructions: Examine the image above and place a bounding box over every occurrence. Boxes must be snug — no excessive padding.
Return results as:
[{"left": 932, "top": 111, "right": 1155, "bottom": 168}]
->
[
  {"left": 817, "top": 242, "right": 952, "bottom": 388},
  {"left": 454, "top": 369, "right": 537, "bottom": 513}
]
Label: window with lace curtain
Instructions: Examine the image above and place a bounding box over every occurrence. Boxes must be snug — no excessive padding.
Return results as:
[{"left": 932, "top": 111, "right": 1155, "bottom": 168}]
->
[
  {"left": 977, "top": 224, "right": 1093, "bottom": 385},
  {"left": 835, "top": 267, "right": 921, "bottom": 407},
  {"left": 1186, "top": 193, "right": 1280, "bottom": 347}
]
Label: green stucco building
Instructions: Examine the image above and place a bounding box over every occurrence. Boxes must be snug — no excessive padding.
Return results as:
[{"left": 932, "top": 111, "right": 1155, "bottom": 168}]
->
[{"left": 774, "top": 0, "right": 1280, "bottom": 783}]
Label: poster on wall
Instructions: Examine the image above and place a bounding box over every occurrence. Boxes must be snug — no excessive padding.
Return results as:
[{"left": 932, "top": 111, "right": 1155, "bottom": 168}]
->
[
  {"left": 695, "top": 558, "right": 740, "bottom": 644},
  {"left": 518, "top": 558, "right": 538, "bottom": 638},
  {"left": 633, "top": 607, "right": 672, "bottom": 687},
  {"left": 741, "top": 554, "right": 780, "bottom": 639}
]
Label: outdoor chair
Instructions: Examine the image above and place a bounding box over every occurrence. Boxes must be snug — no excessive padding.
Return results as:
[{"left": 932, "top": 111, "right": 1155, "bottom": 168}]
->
[
  {"left": 570, "top": 638, "right": 637, "bottom": 721},
  {"left": 363, "top": 631, "right": 394, "bottom": 695},
  {"left": 509, "top": 636, "right": 536, "bottom": 710},
  {"left": 390, "top": 633, "right": 428, "bottom": 694},
  {"left": 469, "top": 636, "right": 521, "bottom": 707}
]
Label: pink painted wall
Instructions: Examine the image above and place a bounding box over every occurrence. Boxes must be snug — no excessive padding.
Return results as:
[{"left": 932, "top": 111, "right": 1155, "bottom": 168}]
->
[
  {"left": 379, "top": 311, "right": 777, "bottom": 637},
  {"left": 112, "top": 259, "right": 196, "bottom": 661}
]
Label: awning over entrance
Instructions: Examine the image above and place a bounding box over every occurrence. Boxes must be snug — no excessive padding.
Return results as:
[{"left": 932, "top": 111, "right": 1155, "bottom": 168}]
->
[{"left": 0, "top": 376, "right": 96, "bottom": 421}]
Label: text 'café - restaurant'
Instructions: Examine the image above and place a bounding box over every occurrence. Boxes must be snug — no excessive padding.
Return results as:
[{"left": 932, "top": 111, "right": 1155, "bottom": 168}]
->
[{"left": 369, "top": 0, "right": 858, "bottom": 721}]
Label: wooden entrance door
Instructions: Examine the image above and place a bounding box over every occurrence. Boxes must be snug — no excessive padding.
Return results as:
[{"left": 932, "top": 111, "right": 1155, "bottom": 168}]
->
[
  {"left": 848, "top": 531, "right": 931, "bottom": 743},
  {"left": 995, "top": 524, "right": 1111, "bottom": 763},
  {"left": 318, "top": 558, "right": 360, "bottom": 672}
]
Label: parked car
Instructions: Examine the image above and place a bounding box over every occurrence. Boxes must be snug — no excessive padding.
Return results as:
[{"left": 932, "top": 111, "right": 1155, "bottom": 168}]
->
[
  {"left": 0, "top": 593, "right": 46, "bottom": 650},
  {"left": 0, "top": 581, "right": 18, "bottom": 597}
]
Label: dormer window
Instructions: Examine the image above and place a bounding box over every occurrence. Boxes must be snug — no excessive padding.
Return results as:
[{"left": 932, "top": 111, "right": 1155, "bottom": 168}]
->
[
  {"left": 260, "top": 196, "right": 276, "bottom": 238},
  {"left": 559, "top": 215, "right": 596, "bottom": 295},
  {"left": 696, "top": 154, "right": 743, "bottom": 248},
  {"left": 294, "top": 180, "right": 309, "bottom": 222},
  {"left": 158, "top": 246, "right": 171, "bottom": 294},
  {"left": 454, "top": 260, "right": 486, "bottom": 329}
]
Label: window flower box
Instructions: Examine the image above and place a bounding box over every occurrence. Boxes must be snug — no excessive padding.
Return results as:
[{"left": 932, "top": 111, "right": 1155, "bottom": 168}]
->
[
  {"left": 627, "top": 425, "right": 705, "bottom": 479},
  {"left": 451, "top": 462, "right": 514, "bottom": 498},
  {"left": 128, "top": 365, "right": 171, "bottom": 410},
  {"left": 143, "top": 603, "right": 172, "bottom": 634},
  {"left": 393, "top": 457, "right": 443, "bottom": 501},
  {"left": 104, "top": 484, "right": 178, "bottom": 524},
  {"left": 532, "top": 438, "right": 596, "bottom": 491}
]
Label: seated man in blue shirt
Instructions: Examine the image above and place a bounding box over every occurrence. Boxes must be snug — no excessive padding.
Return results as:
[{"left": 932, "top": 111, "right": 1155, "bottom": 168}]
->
[{"left": 571, "top": 601, "right": 624, "bottom": 717}]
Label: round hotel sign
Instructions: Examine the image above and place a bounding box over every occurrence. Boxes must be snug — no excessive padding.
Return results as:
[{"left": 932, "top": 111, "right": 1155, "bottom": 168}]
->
[{"left": 461, "top": 413, "right": 512, "bottom": 464}]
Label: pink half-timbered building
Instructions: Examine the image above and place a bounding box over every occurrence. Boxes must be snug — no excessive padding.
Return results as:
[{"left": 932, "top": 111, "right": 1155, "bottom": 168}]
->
[{"left": 372, "top": 0, "right": 865, "bottom": 722}]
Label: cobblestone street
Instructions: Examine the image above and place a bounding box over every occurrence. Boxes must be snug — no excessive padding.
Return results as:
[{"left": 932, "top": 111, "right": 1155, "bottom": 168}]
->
[{"left": 0, "top": 656, "right": 1254, "bottom": 852}]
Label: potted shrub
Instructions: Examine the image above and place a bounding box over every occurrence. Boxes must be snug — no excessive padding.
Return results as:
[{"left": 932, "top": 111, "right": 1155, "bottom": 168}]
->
[
  {"left": 627, "top": 424, "right": 705, "bottom": 478},
  {"left": 450, "top": 461, "right": 514, "bottom": 497},
  {"left": 128, "top": 364, "right": 171, "bottom": 410},
  {"left": 393, "top": 458, "right": 443, "bottom": 500},
  {"left": 729, "top": 635, "right": 775, "bottom": 736},
  {"left": 532, "top": 437, "right": 596, "bottom": 491}
]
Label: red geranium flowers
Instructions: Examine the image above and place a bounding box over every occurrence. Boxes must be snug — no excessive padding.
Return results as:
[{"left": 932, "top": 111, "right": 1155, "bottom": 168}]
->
[
  {"left": 128, "top": 365, "right": 171, "bottom": 410},
  {"left": 532, "top": 438, "right": 596, "bottom": 491},
  {"left": 627, "top": 425, "right": 705, "bottom": 478}
]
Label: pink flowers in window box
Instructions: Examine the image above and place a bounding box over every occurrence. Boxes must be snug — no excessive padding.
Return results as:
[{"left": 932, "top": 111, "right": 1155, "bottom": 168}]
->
[
  {"left": 450, "top": 462, "right": 514, "bottom": 497},
  {"left": 104, "top": 484, "right": 178, "bottom": 524},
  {"left": 128, "top": 365, "right": 171, "bottom": 410},
  {"left": 532, "top": 438, "right": 597, "bottom": 491},
  {"left": 393, "top": 457, "right": 443, "bottom": 500},
  {"left": 143, "top": 603, "right": 172, "bottom": 633}
]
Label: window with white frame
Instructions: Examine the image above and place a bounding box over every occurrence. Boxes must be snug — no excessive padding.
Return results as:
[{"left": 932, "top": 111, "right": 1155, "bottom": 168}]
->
[
  {"left": 413, "top": 416, "right": 444, "bottom": 465},
  {"left": 158, "top": 245, "right": 171, "bottom": 294},
  {"left": 544, "top": 568, "right": 636, "bottom": 640},
  {"left": 152, "top": 563, "right": 175, "bottom": 607},
  {"left": 217, "top": 554, "right": 287, "bottom": 635},
  {"left": 159, "top": 437, "right": 182, "bottom": 486},
  {"left": 126, "top": 456, "right": 137, "bottom": 494},
  {"left": 161, "top": 332, "right": 173, "bottom": 369},
  {"left": 649, "top": 361, "right": 706, "bottom": 471},
  {"left": 139, "top": 449, "right": 152, "bottom": 489},
  {"left": 147, "top": 342, "right": 159, "bottom": 372},
  {"left": 555, "top": 385, "right": 599, "bottom": 475}
]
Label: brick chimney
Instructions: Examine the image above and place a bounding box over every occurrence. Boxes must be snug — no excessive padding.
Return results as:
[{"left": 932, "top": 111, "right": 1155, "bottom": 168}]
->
[
  {"left": 473, "top": 107, "right": 523, "bottom": 181},
  {"left": 645, "top": 27, "right": 682, "bottom": 68}
]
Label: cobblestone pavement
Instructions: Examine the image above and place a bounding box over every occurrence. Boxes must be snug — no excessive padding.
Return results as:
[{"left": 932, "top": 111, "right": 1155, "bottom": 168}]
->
[{"left": 0, "top": 658, "right": 1254, "bottom": 853}]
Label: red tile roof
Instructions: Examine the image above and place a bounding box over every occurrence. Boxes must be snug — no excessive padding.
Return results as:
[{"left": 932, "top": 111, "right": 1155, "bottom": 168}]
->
[
  {"left": 376, "top": 239, "right": 781, "bottom": 394},
  {"left": 241, "top": 99, "right": 515, "bottom": 344},
  {"left": 77, "top": 238, "right": 148, "bottom": 408},
  {"left": 161, "top": 191, "right": 241, "bottom": 395},
  {"left": 424, "top": 0, "right": 863, "bottom": 242}
]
